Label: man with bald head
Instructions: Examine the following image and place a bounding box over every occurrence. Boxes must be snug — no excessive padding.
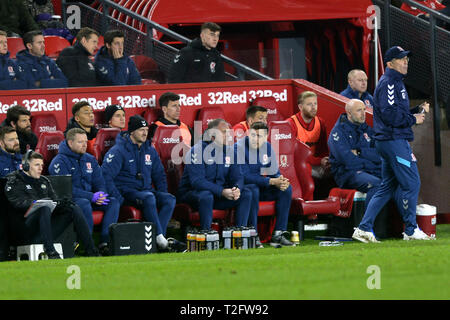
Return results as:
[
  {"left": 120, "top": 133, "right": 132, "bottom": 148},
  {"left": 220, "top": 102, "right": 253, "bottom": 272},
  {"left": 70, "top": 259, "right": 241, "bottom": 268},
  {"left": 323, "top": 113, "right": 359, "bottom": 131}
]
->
[
  {"left": 340, "top": 69, "right": 374, "bottom": 108},
  {"left": 328, "top": 99, "right": 381, "bottom": 209}
]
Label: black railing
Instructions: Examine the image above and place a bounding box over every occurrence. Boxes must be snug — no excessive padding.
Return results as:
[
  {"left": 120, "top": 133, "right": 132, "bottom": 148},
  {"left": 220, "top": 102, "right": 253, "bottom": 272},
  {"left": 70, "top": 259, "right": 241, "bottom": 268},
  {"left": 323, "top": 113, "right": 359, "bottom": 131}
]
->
[
  {"left": 374, "top": 0, "right": 449, "bottom": 166},
  {"left": 62, "top": 0, "right": 272, "bottom": 82}
]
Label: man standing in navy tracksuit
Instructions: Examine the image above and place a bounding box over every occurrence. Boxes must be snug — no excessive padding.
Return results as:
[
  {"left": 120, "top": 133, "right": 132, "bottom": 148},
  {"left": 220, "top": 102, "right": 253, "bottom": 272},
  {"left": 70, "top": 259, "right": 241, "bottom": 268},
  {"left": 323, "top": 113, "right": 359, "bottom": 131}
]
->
[
  {"left": 49, "top": 128, "right": 120, "bottom": 254},
  {"left": 328, "top": 99, "right": 381, "bottom": 210},
  {"left": 101, "top": 115, "right": 176, "bottom": 250},
  {"left": 177, "top": 119, "right": 252, "bottom": 230},
  {"left": 352, "top": 46, "right": 433, "bottom": 243},
  {"left": 235, "top": 122, "right": 294, "bottom": 247}
]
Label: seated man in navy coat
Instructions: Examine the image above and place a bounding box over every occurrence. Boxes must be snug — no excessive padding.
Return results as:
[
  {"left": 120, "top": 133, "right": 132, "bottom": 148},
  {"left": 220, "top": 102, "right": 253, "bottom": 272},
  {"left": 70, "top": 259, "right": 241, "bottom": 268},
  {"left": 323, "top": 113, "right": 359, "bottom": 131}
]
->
[
  {"left": 16, "top": 30, "right": 68, "bottom": 89},
  {"left": 340, "top": 69, "right": 374, "bottom": 108},
  {"left": 177, "top": 119, "right": 252, "bottom": 231},
  {"left": 0, "top": 126, "right": 22, "bottom": 177},
  {"left": 0, "top": 30, "right": 27, "bottom": 90},
  {"left": 328, "top": 99, "right": 382, "bottom": 209},
  {"left": 94, "top": 29, "right": 141, "bottom": 86},
  {"left": 49, "top": 128, "right": 120, "bottom": 254}
]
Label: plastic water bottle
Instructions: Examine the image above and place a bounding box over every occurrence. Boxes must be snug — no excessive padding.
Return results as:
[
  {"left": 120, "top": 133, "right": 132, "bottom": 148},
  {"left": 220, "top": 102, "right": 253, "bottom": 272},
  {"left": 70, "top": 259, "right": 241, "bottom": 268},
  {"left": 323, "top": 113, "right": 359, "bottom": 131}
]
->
[
  {"left": 241, "top": 227, "right": 250, "bottom": 250},
  {"left": 222, "top": 228, "right": 232, "bottom": 249}
]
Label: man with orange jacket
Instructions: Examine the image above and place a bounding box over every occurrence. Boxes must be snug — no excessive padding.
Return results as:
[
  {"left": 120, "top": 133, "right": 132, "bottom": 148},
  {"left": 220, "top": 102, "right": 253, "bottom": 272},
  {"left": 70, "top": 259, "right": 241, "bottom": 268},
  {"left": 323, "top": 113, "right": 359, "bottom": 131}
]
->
[
  {"left": 148, "top": 92, "right": 193, "bottom": 146},
  {"left": 286, "top": 91, "right": 330, "bottom": 178}
]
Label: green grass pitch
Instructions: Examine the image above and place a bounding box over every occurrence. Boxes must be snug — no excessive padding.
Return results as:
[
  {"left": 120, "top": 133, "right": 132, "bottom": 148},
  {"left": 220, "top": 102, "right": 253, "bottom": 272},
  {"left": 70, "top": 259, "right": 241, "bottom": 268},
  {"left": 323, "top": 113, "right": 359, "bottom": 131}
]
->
[{"left": 1, "top": 225, "right": 449, "bottom": 300}]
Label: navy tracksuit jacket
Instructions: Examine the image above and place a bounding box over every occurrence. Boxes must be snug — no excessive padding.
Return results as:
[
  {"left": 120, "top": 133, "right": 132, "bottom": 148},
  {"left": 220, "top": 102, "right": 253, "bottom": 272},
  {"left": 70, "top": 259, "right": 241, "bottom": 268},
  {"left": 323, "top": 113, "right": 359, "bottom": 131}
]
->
[
  {"left": 0, "top": 149, "right": 21, "bottom": 178},
  {"left": 0, "top": 52, "right": 27, "bottom": 90},
  {"left": 177, "top": 140, "right": 251, "bottom": 230},
  {"left": 49, "top": 140, "right": 119, "bottom": 243},
  {"left": 15, "top": 49, "right": 68, "bottom": 89},
  {"left": 94, "top": 46, "right": 141, "bottom": 86},
  {"left": 340, "top": 85, "right": 375, "bottom": 108},
  {"left": 234, "top": 136, "right": 292, "bottom": 232},
  {"left": 101, "top": 132, "right": 175, "bottom": 236},
  {"left": 359, "top": 67, "right": 422, "bottom": 236},
  {"left": 328, "top": 113, "right": 382, "bottom": 209}
]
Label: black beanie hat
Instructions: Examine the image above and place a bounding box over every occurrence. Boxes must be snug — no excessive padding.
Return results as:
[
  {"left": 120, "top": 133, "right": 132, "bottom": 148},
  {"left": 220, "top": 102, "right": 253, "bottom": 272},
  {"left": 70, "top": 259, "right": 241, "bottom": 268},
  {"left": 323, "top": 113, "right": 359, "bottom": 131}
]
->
[
  {"left": 104, "top": 104, "right": 124, "bottom": 123},
  {"left": 127, "top": 115, "right": 148, "bottom": 133}
]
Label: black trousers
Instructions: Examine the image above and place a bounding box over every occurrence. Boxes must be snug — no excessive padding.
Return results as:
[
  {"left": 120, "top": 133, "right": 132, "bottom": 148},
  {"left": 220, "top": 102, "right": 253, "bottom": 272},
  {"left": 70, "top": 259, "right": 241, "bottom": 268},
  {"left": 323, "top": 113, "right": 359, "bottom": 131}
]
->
[{"left": 22, "top": 204, "right": 95, "bottom": 254}]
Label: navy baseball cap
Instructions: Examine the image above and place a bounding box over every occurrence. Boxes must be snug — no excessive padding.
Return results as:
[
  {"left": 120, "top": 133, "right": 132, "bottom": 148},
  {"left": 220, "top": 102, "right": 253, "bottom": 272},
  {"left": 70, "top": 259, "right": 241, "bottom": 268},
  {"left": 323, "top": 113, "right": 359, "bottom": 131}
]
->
[{"left": 384, "top": 46, "right": 411, "bottom": 64}]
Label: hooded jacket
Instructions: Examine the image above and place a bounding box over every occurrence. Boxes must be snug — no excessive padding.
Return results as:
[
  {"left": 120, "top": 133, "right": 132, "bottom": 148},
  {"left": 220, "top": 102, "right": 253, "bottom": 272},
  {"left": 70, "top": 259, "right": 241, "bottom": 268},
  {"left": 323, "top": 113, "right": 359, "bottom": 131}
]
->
[
  {"left": 0, "top": 148, "right": 22, "bottom": 178},
  {"left": 94, "top": 46, "right": 141, "bottom": 86},
  {"left": 177, "top": 140, "right": 242, "bottom": 198},
  {"left": 373, "top": 67, "right": 419, "bottom": 141},
  {"left": 56, "top": 42, "right": 98, "bottom": 87},
  {"left": 101, "top": 131, "right": 168, "bottom": 202},
  {"left": 16, "top": 49, "right": 68, "bottom": 89},
  {"left": 0, "top": 0, "right": 39, "bottom": 36},
  {"left": 168, "top": 38, "right": 225, "bottom": 83},
  {"left": 49, "top": 140, "right": 106, "bottom": 201},
  {"left": 0, "top": 52, "right": 27, "bottom": 90},
  {"left": 328, "top": 113, "right": 381, "bottom": 187}
]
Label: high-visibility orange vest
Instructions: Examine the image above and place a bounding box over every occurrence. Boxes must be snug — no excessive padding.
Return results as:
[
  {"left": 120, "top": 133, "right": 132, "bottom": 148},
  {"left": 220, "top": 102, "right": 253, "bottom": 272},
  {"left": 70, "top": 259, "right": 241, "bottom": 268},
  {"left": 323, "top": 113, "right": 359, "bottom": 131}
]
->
[
  {"left": 290, "top": 114, "right": 321, "bottom": 154},
  {"left": 155, "top": 121, "right": 191, "bottom": 146}
]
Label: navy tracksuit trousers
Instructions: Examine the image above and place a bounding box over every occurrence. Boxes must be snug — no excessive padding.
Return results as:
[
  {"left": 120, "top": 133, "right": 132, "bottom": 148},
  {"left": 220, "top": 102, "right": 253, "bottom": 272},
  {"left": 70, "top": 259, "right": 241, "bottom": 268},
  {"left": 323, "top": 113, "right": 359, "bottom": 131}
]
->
[
  {"left": 74, "top": 197, "right": 120, "bottom": 244},
  {"left": 179, "top": 188, "right": 252, "bottom": 230},
  {"left": 343, "top": 171, "right": 381, "bottom": 210},
  {"left": 358, "top": 139, "right": 420, "bottom": 236},
  {"left": 123, "top": 190, "right": 175, "bottom": 236},
  {"left": 245, "top": 184, "right": 292, "bottom": 232}
]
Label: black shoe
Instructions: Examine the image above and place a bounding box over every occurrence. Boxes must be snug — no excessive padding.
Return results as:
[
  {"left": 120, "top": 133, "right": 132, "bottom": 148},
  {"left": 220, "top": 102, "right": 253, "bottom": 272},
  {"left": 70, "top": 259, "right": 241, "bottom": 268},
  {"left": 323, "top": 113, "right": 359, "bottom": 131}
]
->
[
  {"left": 46, "top": 251, "right": 62, "bottom": 259},
  {"left": 167, "top": 238, "right": 187, "bottom": 253},
  {"left": 86, "top": 247, "right": 100, "bottom": 257},
  {"left": 98, "top": 243, "right": 110, "bottom": 256},
  {"left": 270, "top": 231, "right": 296, "bottom": 247}
]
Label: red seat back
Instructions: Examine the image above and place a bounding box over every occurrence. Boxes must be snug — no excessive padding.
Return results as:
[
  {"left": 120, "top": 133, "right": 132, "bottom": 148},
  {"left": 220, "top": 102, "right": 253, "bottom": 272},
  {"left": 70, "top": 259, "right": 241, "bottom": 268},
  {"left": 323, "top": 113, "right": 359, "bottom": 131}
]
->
[
  {"left": 143, "top": 107, "right": 163, "bottom": 125},
  {"left": 152, "top": 125, "right": 189, "bottom": 195},
  {"left": 35, "top": 131, "right": 65, "bottom": 174},
  {"left": 196, "top": 106, "right": 225, "bottom": 138},
  {"left": 293, "top": 140, "right": 315, "bottom": 201},
  {"left": 251, "top": 96, "right": 285, "bottom": 124},
  {"left": 268, "top": 121, "right": 303, "bottom": 199},
  {"left": 31, "top": 113, "right": 60, "bottom": 139},
  {"left": 7, "top": 37, "right": 25, "bottom": 59},
  {"left": 129, "top": 55, "right": 165, "bottom": 83},
  {"left": 94, "top": 111, "right": 106, "bottom": 129},
  {"left": 44, "top": 35, "right": 71, "bottom": 59},
  {"left": 92, "top": 128, "right": 121, "bottom": 164}
]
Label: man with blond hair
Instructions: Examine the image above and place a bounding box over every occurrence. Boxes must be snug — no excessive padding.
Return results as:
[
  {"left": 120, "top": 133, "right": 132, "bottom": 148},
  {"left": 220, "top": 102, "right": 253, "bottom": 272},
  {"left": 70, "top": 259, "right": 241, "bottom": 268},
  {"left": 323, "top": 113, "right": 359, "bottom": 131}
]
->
[{"left": 287, "top": 91, "right": 329, "bottom": 178}]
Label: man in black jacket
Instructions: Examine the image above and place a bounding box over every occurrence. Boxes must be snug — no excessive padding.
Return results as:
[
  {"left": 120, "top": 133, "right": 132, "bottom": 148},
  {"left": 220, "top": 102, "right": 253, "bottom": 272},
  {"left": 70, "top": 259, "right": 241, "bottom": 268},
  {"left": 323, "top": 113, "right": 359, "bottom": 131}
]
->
[
  {"left": 4, "top": 151, "right": 97, "bottom": 258},
  {"left": 56, "top": 27, "right": 99, "bottom": 87},
  {"left": 168, "top": 22, "right": 225, "bottom": 83},
  {"left": 64, "top": 101, "right": 98, "bottom": 154}
]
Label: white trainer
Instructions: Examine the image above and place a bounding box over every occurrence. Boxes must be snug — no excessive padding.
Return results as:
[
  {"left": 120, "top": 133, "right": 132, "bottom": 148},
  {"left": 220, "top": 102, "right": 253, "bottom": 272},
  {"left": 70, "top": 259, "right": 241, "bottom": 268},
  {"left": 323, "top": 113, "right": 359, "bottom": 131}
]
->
[
  {"left": 403, "top": 227, "right": 434, "bottom": 240},
  {"left": 352, "top": 228, "right": 381, "bottom": 243}
]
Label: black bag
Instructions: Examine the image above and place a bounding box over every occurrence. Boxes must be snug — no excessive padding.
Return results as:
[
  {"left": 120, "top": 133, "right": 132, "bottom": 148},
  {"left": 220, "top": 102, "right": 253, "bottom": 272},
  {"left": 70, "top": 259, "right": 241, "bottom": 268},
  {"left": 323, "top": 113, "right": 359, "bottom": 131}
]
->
[{"left": 109, "top": 221, "right": 157, "bottom": 255}]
